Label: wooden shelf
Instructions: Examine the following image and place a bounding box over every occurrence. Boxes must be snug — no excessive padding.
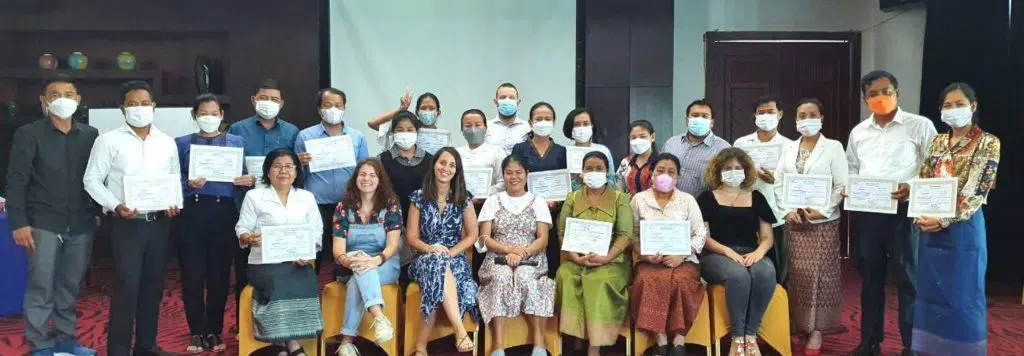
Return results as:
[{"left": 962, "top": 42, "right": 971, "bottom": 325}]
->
[{"left": 0, "top": 68, "right": 164, "bottom": 81}]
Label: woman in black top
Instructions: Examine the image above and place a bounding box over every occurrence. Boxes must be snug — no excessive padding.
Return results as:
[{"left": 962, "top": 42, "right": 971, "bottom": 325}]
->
[
  {"left": 378, "top": 111, "right": 433, "bottom": 285},
  {"left": 696, "top": 148, "right": 777, "bottom": 356}
]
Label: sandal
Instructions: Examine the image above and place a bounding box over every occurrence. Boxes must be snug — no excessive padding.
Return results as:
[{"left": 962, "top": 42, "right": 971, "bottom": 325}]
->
[
  {"left": 186, "top": 335, "right": 206, "bottom": 354},
  {"left": 743, "top": 336, "right": 761, "bottom": 356},
  {"left": 729, "top": 337, "right": 746, "bottom": 356},
  {"left": 455, "top": 334, "right": 475, "bottom": 353},
  {"left": 288, "top": 346, "right": 307, "bottom": 356},
  {"left": 207, "top": 334, "right": 226, "bottom": 352},
  {"left": 650, "top": 344, "right": 669, "bottom": 356}
]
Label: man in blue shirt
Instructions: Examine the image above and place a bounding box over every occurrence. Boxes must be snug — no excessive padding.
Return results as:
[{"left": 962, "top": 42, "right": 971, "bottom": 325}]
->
[
  {"left": 294, "top": 87, "right": 369, "bottom": 275},
  {"left": 224, "top": 78, "right": 299, "bottom": 324}
]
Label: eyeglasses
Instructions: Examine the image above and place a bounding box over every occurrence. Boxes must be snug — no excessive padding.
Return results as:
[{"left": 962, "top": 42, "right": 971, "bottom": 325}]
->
[{"left": 271, "top": 164, "right": 296, "bottom": 171}]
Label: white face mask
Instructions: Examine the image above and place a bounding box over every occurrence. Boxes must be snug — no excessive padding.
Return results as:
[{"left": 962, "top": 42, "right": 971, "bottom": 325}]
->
[
  {"left": 721, "top": 169, "right": 745, "bottom": 188},
  {"left": 796, "top": 118, "right": 823, "bottom": 136},
  {"left": 940, "top": 107, "right": 973, "bottom": 128},
  {"left": 196, "top": 115, "right": 222, "bottom": 133},
  {"left": 393, "top": 132, "right": 418, "bottom": 150},
  {"left": 531, "top": 120, "right": 554, "bottom": 137},
  {"left": 755, "top": 114, "right": 779, "bottom": 132},
  {"left": 629, "top": 138, "right": 652, "bottom": 155},
  {"left": 320, "top": 107, "right": 345, "bottom": 125},
  {"left": 582, "top": 171, "right": 608, "bottom": 189},
  {"left": 125, "top": 106, "right": 155, "bottom": 128},
  {"left": 255, "top": 100, "right": 280, "bottom": 120},
  {"left": 571, "top": 126, "right": 593, "bottom": 143},
  {"left": 47, "top": 97, "right": 79, "bottom": 120}
]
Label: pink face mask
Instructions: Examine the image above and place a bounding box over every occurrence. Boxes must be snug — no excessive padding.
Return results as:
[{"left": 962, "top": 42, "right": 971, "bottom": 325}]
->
[{"left": 653, "top": 174, "right": 675, "bottom": 193}]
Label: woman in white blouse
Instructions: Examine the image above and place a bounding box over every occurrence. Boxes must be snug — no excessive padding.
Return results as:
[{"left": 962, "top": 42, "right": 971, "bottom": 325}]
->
[
  {"left": 563, "top": 108, "right": 615, "bottom": 191},
  {"left": 455, "top": 109, "right": 507, "bottom": 200},
  {"left": 773, "top": 99, "right": 848, "bottom": 356},
  {"left": 235, "top": 148, "right": 323, "bottom": 356}
]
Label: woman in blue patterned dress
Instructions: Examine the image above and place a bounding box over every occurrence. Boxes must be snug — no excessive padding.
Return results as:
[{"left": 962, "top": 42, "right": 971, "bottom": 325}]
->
[{"left": 407, "top": 147, "right": 480, "bottom": 355}]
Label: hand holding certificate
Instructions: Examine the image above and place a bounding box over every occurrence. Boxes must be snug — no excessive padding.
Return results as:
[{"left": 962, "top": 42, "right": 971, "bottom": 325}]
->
[
  {"left": 527, "top": 169, "right": 571, "bottom": 201},
  {"left": 189, "top": 145, "right": 243, "bottom": 182},
  {"left": 781, "top": 174, "right": 833, "bottom": 210},
  {"left": 305, "top": 135, "right": 356, "bottom": 173},
  {"left": 416, "top": 128, "right": 451, "bottom": 155},
  {"left": 561, "top": 218, "right": 613, "bottom": 256},
  {"left": 844, "top": 176, "right": 898, "bottom": 214},
  {"left": 259, "top": 224, "right": 318, "bottom": 264},
  {"left": 640, "top": 220, "right": 691, "bottom": 256},
  {"left": 123, "top": 174, "right": 182, "bottom": 211},
  {"left": 463, "top": 167, "right": 493, "bottom": 198},
  {"left": 566, "top": 146, "right": 600, "bottom": 174},
  {"left": 741, "top": 143, "right": 783, "bottom": 170},
  {"left": 908, "top": 178, "right": 958, "bottom": 218}
]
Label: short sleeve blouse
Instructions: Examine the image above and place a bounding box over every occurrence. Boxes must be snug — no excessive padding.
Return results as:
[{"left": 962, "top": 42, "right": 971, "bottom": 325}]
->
[
  {"left": 332, "top": 199, "right": 403, "bottom": 239},
  {"left": 696, "top": 190, "right": 776, "bottom": 249}
]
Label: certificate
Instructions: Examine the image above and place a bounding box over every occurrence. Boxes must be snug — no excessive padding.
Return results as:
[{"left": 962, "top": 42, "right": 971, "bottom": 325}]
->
[
  {"left": 245, "top": 156, "right": 266, "bottom": 179},
  {"left": 566, "top": 146, "right": 600, "bottom": 174},
  {"left": 781, "top": 174, "right": 833, "bottom": 210},
  {"left": 123, "top": 174, "right": 182, "bottom": 211},
  {"left": 416, "top": 128, "right": 451, "bottom": 155},
  {"left": 463, "top": 167, "right": 493, "bottom": 198},
  {"left": 561, "top": 218, "right": 613, "bottom": 256},
  {"left": 188, "top": 145, "right": 243, "bottom": 182},
  {"left": 527, "top": 169, "right": 571, "bottom": 201},
  {"left": 640, "top": 220, "right": 691, "bottom": 256},
  {"left": 259, "top": 224, "right": 318, "bottom": 264},
  {"left": 908, "top": 177, "right": 958, "bottom": 218},
  {"left": 844, "top": 175, "right": 898, "bottom": 214},
  {"left": 305, "top": 135, "right": 356, "bottom": 173},
  {"left": 741, "top": 143, "right": 783, "bottom": 170}
]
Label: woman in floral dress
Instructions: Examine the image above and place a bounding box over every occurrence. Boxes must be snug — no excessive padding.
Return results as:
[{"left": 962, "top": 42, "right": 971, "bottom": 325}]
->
[
  {"left": 477, "top": 154, "right": 555, "bottom": 356},
  {"left": 406, "top": 147, "right": 480, "bottom": 355}
]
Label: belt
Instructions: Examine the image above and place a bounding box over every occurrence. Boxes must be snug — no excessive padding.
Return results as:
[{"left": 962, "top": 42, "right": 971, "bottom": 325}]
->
[{"left": 107, "top": 211, "right": 166, "bottom": 222}]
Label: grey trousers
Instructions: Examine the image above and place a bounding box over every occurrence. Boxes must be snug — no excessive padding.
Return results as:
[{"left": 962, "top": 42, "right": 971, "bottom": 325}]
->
[
  {"left": 701, "top": 246, "right": 777, "bottom": 337},
  {"left": 23, "top": 228, "right": 94, "bottom": 350}
]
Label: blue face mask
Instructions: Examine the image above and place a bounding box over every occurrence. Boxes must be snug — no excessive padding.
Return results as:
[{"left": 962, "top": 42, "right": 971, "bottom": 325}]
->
[
  {"left": 687, "top": 117, "right": 711, "bottom": 137},
  {"left": 497, "top": 99, "right": 518, "bottom": 117},
  {"left": 418, "top": 110, "right": 437, "bottom": 126}
]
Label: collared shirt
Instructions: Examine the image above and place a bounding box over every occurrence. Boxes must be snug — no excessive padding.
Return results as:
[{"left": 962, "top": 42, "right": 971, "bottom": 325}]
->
[
  {"left": 630, "top": 189, "right": 706, "bottom": 264},
  {"left": 734, "top": 131, "right": 793, "bottom": 227},
  {"left": 557, "top": 186, "right": 633, "bottom": 264},
  {"left": 846, "top": 108, "right": 937, "bottom": 183},
  {"left": 294, "top": 123, "right": 369, "bottom": 204},
  {"left": 662, "top": 133, "right": 731, "bottom": 196},
  {"left": 83, "top": 125, "right": 182, "bottom": 214},
  {"left": 485, "top": 116, "right": 532, "bottom": 154},
  {"left": 455, "top": 143, "right": 507, "bottom": 194},
  {"left": 235, "top": 185, "right": 322, "bottom": 264},
  {"left": 227, "top": 115, "right": 300, "bottom": 157},
  {"left": 387, "top": 145, "right": 426, "bottom": 167},
  {"left": 5, "top": 119, "right": 98, "bottom": 233},
  {"left": 175, "top": 132, "right": 245, "bottom": 198}
]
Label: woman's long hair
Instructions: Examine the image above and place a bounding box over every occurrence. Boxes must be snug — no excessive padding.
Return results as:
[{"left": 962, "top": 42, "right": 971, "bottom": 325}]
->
[
  {"left": 421, "top": 147, "right": 470, "bottom": 207},
  {"left": 341, "top": 158, "right": 398, "bottom": 212}
]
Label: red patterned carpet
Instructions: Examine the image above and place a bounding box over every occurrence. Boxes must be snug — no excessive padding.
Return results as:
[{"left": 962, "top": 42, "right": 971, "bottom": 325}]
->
[{"left": 1, "top": 262, "right": 1022, "bottom": 356}]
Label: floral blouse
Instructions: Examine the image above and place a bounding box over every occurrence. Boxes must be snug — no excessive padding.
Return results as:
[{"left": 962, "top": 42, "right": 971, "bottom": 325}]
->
[
  {"left": 332, "top": 198, "right": 403, "bottom": 239},
  {"left": 918, "top": 126, "right": 1000, "bottom": 228}
]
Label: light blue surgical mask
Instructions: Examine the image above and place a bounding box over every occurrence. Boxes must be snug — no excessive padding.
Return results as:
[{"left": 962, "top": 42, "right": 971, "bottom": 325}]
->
[
  {"left": 418, "top": 110, "right": 437, "bottom": 126},
  {"left": 687, "top": 117, "right": 711, "bottom": 137},
  {"left": 497, "top": 99, "right": 518, "bottom": 117}
]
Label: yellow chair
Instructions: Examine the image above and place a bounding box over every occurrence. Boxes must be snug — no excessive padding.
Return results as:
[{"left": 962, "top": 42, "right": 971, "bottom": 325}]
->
[
  {"left": 631, "top": 292, "right": 713, "bottom": 356},
  {"left": 483, "top": 314, "right": 561, "bottom": 356},
  {"left": 708, "top": 284, "right": 792, "bottom": 356},
  {"left": 238, "top": 285, "right": 321, "bottom": 356},
  {"left": 320, "top": 281, "right": 402, "bottom": 356}
]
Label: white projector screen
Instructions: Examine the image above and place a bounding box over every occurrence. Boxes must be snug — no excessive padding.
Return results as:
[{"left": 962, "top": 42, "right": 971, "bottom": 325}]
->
[{"left": 330, "top": 0, "right": 577, "bottom": 155}]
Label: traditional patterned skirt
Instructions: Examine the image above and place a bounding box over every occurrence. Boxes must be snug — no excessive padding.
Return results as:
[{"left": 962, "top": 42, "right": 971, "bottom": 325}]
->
[
  {"left": 248, "top": 263, "right": 323, "bottom": 343},
  {"left": 913, "top": 211, "right": 987, "bottom": 355},
  {"left": 629, "top": 262, "right": 704, "bottom": 335},
  {"left": 784, "top": 219, "right": 843, "bottom": 334},
  {"left": 556, "top": 260, "right": 630, "bottom": 346}
]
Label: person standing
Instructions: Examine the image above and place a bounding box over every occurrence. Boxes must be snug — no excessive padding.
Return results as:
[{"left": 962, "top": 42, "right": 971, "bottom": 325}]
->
[
  {"left": 563, "top": 108, "right": 615, "bottom": 191},
  {"left": 912, "top": 82, "right": 999, "bottom": 356},
  {"left": 846, "top": 70, "right": 937, "bottom": 356},
  {"left": 83, "top": 81, "right": 182, "bottom": 356},
  {"left": 733, "top": 96, "right": 793, "bottom": 284},
  {"left": 174, "top": 94, "right": 253, "bottom": 353},
  {"left": 226, "top": 77, "right": 300, "bottom": 315},
  {"left": 368, "top": 91, "right": 443, "bottom": 153},
  {"left": 294, "top": 87, "right": 369, "bottom": 275},
  {"left": 6, "top": 80, "right": 99, "bottom": 356},
  {"left": 615, "top": 120, "right": 658, "bottom": 197},
  {"left": 485, "top": 83, "right": 532, "bottom": 154},
  {"left": 663, "top": 99, "right": 731, "bottom": 197},
  {"left": 454, "top": 109, "right": 507, "bottom": 197}
]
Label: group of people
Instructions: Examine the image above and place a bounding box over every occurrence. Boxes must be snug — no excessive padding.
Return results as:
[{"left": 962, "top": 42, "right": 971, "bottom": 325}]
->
[{"left": 5, "top": 70, "right": 997, "bottom": 356}]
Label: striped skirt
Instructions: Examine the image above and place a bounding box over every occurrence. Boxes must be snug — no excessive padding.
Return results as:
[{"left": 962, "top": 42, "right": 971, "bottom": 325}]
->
[
  {"left": 784, "top": 219, "right": 843, "bottom": 334},
  {"left": 248, "top": 263, "right": 323, "bottom": 342}
]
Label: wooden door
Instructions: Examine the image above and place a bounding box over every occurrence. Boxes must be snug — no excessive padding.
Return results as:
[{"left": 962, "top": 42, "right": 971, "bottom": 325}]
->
[{"left": 705, "top": 32, "right": 861, "bottom": 257}]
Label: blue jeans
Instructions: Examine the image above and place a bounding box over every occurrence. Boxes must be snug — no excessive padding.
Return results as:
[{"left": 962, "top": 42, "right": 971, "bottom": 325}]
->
[
  {"left": 341, "top": 221, "right": 400, "bottom": 336},
  {"left": 701, "top": 246, "right": 777, "bottom": 337}
]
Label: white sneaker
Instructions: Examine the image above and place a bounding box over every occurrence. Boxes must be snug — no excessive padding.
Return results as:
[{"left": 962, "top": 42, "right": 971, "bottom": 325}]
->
[
  {"left": 336, "top": 343, "right": 359, "bottom": 356},
  {"left": 370, "top": 315, "right": 395, "bottom": 345}
]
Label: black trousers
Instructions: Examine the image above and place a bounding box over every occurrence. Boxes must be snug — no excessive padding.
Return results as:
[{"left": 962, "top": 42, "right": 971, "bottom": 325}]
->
[
  {"left": 315, "top": 204, "right": 337, "bottom": 275},
  {"left": 179, "top": 195, "right": 236, "bottom": 336},
  {"left": 106, "top": 216, "right": 171, "bottom": 356},
  {"left": 852, "top": 203, "right": 918, "bottom": 348}
]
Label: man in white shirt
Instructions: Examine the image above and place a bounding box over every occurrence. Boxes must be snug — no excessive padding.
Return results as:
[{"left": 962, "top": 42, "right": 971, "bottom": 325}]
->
[
  {"left": 484, "top": 82, "right": 532, "bottom": 154},
  {"left": 845, "top": 71, "right": 937, "bottom": 356},
  {"left": 733, "top": 96, "right": 793, "bottom": 284},
  {"left": 83, "top": 81, "right": 182, "bottom": 356}
]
